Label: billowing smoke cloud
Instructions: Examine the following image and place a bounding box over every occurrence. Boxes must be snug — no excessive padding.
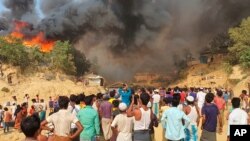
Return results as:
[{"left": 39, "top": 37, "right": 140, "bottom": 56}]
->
[{"left": 0, "top": 0, "right": 250, "bottom": 81}]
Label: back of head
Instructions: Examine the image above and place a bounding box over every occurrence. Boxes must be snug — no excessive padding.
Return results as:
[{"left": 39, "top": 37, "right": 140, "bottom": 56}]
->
[
  {"left": 70, "top": 94, "right": 77, "bottom": 103},
  {"left": 21, "top": 114, "right": 40, "bottom": 138},
  {"left": 172, "top": 94, "right": 180, "bottom": 107},
  {"left": 58, "top": 96, "right": 70, "bottom": 109},
  {"left": 40, "top": 99, "right": 44, "bottom": 103},
  {"left": 112, "top": 100, "right": 120, "bottom": 108},
  {"left": 4, "top": 107, "right": 8, "bottom": 111},
  {"left": 231, "top": 97, "right": 241, "bottom": 108},
  {"left": 96, "top": 93, "right": 103, "bottom": 100},
  {"left": 205, "top": 93, "right": 214, "bottom": 103},
  {"left": 140, "top": 93, "right": 150, "bottom": 106},
  {"left": 109, "top": 90, "right": 116, "bottom": 98},
  {"left": 84, "top": 95, "right": 94, "bottom": 106},
  {"left": 78, "top": 93, "right": 85, "bottom": 102},
  {"left": 242, "top": 90, "right": 247, "bottom": 95},
  {"left": 216, "top": 90, "right": 223, "bottom": 97}
]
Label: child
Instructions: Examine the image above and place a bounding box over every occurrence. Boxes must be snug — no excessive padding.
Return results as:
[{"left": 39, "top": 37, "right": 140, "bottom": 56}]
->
[{"left": 3, "top": 107, "right": 12, "bottom": 133}]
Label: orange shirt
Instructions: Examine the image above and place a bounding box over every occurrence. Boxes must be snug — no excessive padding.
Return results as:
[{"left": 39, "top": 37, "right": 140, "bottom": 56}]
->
[
  {"left": 214, "top": 97, "right": 226, "bottom": 110},
  {"left": 4, "top": 111, "right": 12, "bottom": 122}
]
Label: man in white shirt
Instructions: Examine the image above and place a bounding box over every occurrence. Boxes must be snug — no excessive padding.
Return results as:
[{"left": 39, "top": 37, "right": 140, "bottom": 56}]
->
[
  {"left": 41, "top": 96, "right": 83, "bottom": 140},
  {"left": 152, "top": 89, "right": 161, "bottom": 118},
  {"left": 227, "top": 97, "right": 249, "bottom": 140},
  {"left": 196, "top": 88, "right": 206, "bottom": 114},
  {"left": 111, "top": 103, "right": 133, "bottom": 141}
]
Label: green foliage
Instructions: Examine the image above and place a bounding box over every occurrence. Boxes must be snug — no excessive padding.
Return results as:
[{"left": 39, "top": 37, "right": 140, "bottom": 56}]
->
[
  {"left": 0, "top": 37, "right": 90, "bottom": 75},
  {"left": 50, "top": 41, "right": 76, "bottom": 75},
  {"left": 0, "top": 37, "right": 30, "bottom": 69},
  {"left": 227, "top": 17, "right": 250, "bottom": 69}
]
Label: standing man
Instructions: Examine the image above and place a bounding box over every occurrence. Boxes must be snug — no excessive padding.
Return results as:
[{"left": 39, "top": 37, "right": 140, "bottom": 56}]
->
[
  {"left": 200, "top": 93, "right": 222, "bottom": 141},
  {"left": 99, "top": 94, "right": 113, "bottom": 141},
  {"left": 127, "top": 93, "right": 153, "bottom": 141},
  {"left": 41, "top": 96, "right": 83, "bottom": 141},
  {"left": 111, "top": 103, "right": 133, "bottom": 141},
  {"left": 196, "top": 88, "right": 206, "bottom": 114},
  {"left": 118, "top": 84, "right": 132, "bottom": 106},
  {"left": 77, "top": 95, "right": 101, "bottom": 141},
  {"left": 152, "top": 89, "right": 161, "bottom": 118},
  {"left": 227, "top": 97, "right": 249, "bottom": 141},
  {"left": 161, "top": 94, "right": 190, "bottom": 141}
]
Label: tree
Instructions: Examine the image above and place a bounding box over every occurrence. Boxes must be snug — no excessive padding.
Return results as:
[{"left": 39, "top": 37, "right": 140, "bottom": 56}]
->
[
  {"left": 50, "top": 41, "right": 76, "bottom": 75},
  {"left": 227, "top": 17, "right": 250, "bottom": 69},
  {"left": 0, "top": 37, "right": 30, "bottom": 70}
]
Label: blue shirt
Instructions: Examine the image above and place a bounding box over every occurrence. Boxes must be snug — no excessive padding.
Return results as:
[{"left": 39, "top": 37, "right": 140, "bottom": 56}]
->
[
  {"left": 118, "top": 88, "right": 132, "bottom": 106},
  {"left": 202, "top": 104, "right": 219, "bottom": 132},
  {"left": 161, "top": 107, "right": 190, "bottom": 140},
  {"left": 77, "top": 106, "right": 100, "bottom": 140}
]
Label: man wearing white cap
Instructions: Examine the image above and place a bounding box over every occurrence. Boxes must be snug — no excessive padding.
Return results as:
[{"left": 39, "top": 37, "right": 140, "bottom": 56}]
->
[
  {"left": 111, "top": 103, "right": 133, "bottom": 141},
  {"left": 152, "top": 89, "right": 161, "bottom": 118},
  {"left": 196, "top": 87, "right": 206, "bottom": 114},
  {"left": 183, "top": 96, "right": 200, "bottom": 141}
]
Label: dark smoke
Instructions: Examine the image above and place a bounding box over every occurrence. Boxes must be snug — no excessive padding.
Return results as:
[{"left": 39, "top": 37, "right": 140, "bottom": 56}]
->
[{"left": 0, "top": 0, "right": 250, "bottom": 80}]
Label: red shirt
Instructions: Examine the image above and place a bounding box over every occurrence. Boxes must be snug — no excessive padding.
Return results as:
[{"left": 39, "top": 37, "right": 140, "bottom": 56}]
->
[
  {"left": 214, "top": 96, "right": 226, "bottom": 110},
  {"left": 180, "top": 92, "right": 187, "bottom": 103}
]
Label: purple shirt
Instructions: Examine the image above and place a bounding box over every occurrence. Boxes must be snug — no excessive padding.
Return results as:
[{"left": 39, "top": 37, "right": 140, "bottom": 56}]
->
[
  {"left": 100, "top": 101, "right": 112, "bottom": 119},
  {"left": 189, "top": 92, "right": 197, "bottom": 100},
  {"left": 202, "top": 103, "right": 219, "bottom": 132}
]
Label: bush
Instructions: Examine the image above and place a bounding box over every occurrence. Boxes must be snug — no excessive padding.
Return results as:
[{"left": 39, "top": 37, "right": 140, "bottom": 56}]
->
[{"left": 1, "top": 87, "right": 10, "bottom": 93}]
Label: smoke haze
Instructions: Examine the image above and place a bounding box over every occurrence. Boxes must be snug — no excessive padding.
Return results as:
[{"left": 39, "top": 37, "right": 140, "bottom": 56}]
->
[{"left": 0, "top": 0, "right": 250, "bottom": 80}]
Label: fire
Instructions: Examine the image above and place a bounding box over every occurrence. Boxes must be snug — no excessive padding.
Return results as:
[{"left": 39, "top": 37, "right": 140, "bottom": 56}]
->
[{"left": 10, "top": 20, "right": 55, "bottom": 52}]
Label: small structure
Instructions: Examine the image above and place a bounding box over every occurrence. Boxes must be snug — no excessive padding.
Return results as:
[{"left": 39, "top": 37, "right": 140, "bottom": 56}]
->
[{"left": 84, "top": 73, "right": 104, "bottom": 87}]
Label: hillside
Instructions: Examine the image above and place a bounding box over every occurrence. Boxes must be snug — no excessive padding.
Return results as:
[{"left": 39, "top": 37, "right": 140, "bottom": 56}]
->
[
  {"left": 0, "top": 64, "right": 105, "bottom": 105},
  {"left": 171, "top": 61, "right": 250, "bottom": 97}
]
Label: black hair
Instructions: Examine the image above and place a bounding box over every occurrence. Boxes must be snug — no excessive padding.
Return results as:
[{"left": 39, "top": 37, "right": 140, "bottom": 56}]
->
[
  {"left": 231, "top": 97, "right": 241, "bottom": 108},
  {"left": 112, "top": 100, "right": 120, "bottom": 108},
  {"left": 140, "top": 93, "right": 150, "bottom": 106},
  {"left": 21, "top": 114, "right": 40, "bottom": 137},
  {"left": 163, "top": 97, "right": 171, "bottom": 105},
  {"left": 205, "top": 93, "right": 214, "bottom": 103},
  {"left": 78, "top": 93, "right": 85, "bottom": 102},
  {"left": 96, "top": 93, "right": 103, "bottom": 100},
  {"left": 70, "top": 94, "right": 77, "bottom": 103},
  {"left": 31, "top": 99, "right": 36, "bottom": 103},
  {"left": 134, "top": 94, "right": 139, "bottom": 105},
  {"left": 21, "top": 102, "right": 27, "bottom": 108},
  {"left": 4, "top": 107, "right": 8, "bottom": 111},
  {"left": 0, "top": 105, "right": 2, "bottom": 109},
  {"left": 58, "top": 96, "right": 70, "bottom": 109},
  {"left": 40, "top": 99, "right": 44, "bottom": 103},
  {"left": 109, "top": 90, "right": 116, "bottom": 98},
  {"left": 242, "top": 90, "right": 247, "bottom": 95},
  {"left": 217, "top": 90, "right": 223, "bottom": 97},
  {"left": 190, "top": 87, "right": 194, "bottom": 92},
  {"left": 172, "top": 94, "right": 180, "bottom": 107},
  {"left": 84, "top": 95, "right": 94, "bottom": 106}
]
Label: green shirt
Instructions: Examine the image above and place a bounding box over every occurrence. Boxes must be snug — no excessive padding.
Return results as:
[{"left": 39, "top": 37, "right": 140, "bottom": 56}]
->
[{"left": 77, "top": 106, "right": 100, "bottom": 140}]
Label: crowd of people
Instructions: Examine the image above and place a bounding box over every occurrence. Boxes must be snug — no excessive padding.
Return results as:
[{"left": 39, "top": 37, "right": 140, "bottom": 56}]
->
[{"left": 0, "top": 84, "right": 249, "bottom": 141}]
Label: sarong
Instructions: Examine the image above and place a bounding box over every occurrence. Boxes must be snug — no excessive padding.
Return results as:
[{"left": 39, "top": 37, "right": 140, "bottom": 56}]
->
[
  {"left": 184, "top": 124, "right": 198, "bottom": 141},
  {"left": 101, "top": 118, "right": 113, "bottom": 140}
]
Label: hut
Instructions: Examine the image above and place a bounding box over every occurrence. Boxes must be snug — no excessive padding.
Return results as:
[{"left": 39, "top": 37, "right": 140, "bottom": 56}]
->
[{"left": 84, "top": 73, "right": 104, "bottom": 86}]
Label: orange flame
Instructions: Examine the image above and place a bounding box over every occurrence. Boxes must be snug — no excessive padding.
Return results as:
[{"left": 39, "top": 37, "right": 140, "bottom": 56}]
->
[{"left": 10, "top": 20, "right": 55, "bottom": 52}]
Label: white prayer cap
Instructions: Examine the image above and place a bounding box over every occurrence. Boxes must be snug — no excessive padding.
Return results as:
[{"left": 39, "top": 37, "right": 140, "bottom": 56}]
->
[
  {"left": 119, "top": 103, "right": 127, "bottom": 111},
  {"left": 186, "top": 96, "right": 194, "bottom": 102},
  {"left": 154, "top": 89, "right": 159, "bottom": 93}
]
